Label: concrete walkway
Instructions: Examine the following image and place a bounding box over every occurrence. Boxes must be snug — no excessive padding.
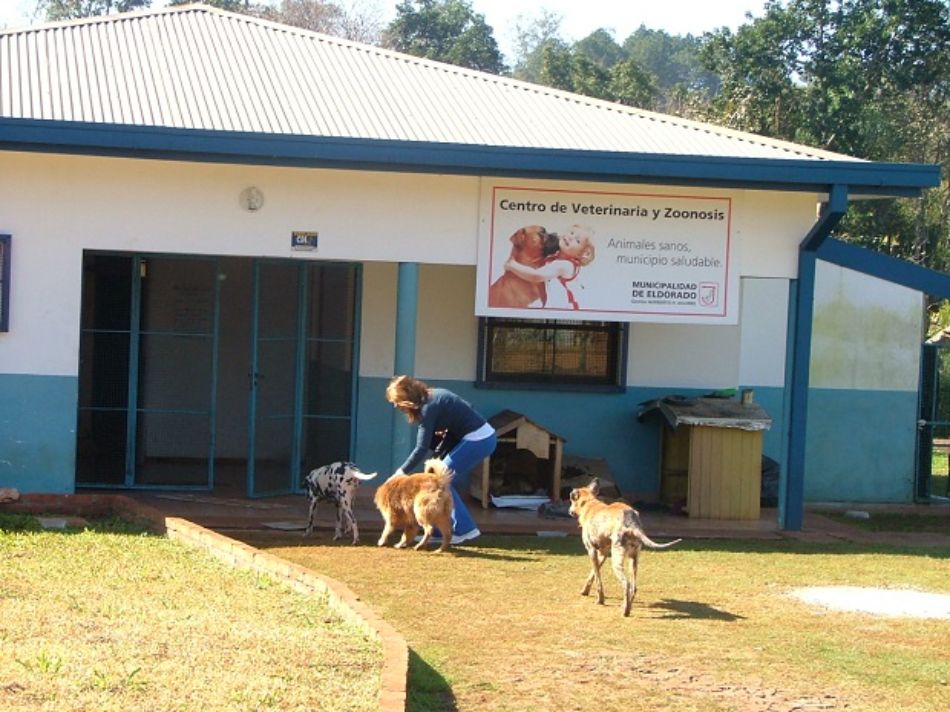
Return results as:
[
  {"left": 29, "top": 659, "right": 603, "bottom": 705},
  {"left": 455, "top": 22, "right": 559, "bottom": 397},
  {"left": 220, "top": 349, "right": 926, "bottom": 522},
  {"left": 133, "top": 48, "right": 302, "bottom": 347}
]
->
[{"left": 122, "top": 489, "right": 950, "bottom": 547}]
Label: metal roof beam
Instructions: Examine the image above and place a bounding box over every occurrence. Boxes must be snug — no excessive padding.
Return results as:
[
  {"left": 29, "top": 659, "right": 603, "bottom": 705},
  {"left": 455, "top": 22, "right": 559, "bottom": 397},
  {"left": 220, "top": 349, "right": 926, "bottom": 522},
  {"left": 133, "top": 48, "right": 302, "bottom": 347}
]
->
[
  {"left": 818, "top": 238, "right": 950, "bottom": 299},
  {"left": 0, "top": 119, "right": 940, "bottom": 197}
]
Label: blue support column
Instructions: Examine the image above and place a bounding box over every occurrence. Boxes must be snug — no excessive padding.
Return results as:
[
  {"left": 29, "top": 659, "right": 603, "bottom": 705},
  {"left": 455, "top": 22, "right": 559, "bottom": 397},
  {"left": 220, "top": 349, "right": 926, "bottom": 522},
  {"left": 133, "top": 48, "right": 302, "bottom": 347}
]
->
[
  {"left": 390, "top": 262, "right": 419, "bottom": 473},
  {"left": 784, "top": 251, "right": 816, "bottom": 530},
  {"left": 783, "top": 185, "right": 848, "bottom": 530}
]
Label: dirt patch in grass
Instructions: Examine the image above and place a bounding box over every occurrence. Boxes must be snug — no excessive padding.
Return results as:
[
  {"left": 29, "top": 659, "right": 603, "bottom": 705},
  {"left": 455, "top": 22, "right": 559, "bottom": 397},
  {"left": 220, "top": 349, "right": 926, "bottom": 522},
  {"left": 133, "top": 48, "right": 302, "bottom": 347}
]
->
[
  {"left": 241, "top": 532, "right": 950, "bottom": 712},
  {"left": 0, "top": 514, "right": 381, "bottom": 712},
  {"left": 791, "top": 586, "right": 950, "bottom": 619}
]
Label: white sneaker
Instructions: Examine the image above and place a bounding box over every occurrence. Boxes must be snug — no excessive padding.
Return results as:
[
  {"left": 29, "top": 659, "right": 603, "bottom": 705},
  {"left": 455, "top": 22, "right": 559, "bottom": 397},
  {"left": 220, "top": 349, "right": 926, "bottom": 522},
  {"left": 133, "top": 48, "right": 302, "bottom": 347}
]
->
[
  {"left": 451, "top": 528, "right": 481, "bottom": 544},
  {"left": 414, "top": 528, "right": 481, "bottom": 545}
]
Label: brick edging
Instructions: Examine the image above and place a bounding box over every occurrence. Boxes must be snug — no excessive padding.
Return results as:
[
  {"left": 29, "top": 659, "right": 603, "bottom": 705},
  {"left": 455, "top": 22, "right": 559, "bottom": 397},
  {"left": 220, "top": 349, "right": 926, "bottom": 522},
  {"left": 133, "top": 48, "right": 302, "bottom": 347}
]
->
[{"left": 3, "top": 494, "right": 409, "bottom": 712}]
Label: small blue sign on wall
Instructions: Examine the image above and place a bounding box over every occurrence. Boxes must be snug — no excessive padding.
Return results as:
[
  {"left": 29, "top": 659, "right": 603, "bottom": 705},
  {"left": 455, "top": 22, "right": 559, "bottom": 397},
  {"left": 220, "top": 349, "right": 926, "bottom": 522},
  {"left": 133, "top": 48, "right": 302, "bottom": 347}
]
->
[{"left": 291, "top": 231, "right": 319, "bottom": 251}]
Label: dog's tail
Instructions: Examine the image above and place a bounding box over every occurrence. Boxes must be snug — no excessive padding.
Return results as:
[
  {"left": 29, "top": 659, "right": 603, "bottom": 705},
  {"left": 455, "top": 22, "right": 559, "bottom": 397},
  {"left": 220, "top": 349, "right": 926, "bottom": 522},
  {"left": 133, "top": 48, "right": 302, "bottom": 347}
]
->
[
  {"left": 351, "top": 469, "right": 378, "bottom": 481},
  {"left": 423, "top": 458, "right": 452, "bottom": 477},
  {"left": 619, "top": 510, "right": 682, "bottom": 550},
  {"left": 621, "top": 528, "right": 682, "bottom": 550},
  {"left": 422, "top": 458, "right": 455, "bottom": 491}
]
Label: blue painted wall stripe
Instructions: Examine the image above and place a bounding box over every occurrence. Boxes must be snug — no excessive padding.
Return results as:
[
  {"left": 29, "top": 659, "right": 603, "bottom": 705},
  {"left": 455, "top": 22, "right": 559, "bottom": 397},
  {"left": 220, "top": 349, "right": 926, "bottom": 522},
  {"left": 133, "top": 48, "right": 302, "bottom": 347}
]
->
[
  {"left": 0, "top": 371, "right": 918, "bottom": 509},
  {"left": 0, "top": 374, "right": 77, "bottom": 494}
]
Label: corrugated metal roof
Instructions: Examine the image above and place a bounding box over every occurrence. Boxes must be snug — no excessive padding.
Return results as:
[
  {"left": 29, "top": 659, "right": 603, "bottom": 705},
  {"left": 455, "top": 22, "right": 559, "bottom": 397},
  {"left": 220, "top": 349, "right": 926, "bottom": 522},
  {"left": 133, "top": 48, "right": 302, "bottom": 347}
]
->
[{"left": 0, "top": 3, "right": 859, "bottom": 163}]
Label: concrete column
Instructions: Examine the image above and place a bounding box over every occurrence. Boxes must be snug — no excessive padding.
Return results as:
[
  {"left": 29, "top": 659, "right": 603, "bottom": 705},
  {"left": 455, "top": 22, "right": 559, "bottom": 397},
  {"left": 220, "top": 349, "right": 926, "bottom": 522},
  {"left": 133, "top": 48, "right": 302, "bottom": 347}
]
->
[{"left": 390, "top": 262, "right": 418, "bottom": 472}]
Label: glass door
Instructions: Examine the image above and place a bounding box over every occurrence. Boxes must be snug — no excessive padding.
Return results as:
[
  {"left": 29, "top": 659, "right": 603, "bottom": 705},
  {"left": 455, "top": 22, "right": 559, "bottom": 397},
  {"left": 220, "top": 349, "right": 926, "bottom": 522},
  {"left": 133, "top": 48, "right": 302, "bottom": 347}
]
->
[
  {"left": 133, "top": 256, "right": 219, "bottom": 487},
  {"left": 77, "top": 253, "right": 219, "bottom": 489},
  {"left": 248, "top": 261, "right": 301, "bottom": 496},
  {"left": 247, "top": 260, "right": 359, "bottom": 497}
]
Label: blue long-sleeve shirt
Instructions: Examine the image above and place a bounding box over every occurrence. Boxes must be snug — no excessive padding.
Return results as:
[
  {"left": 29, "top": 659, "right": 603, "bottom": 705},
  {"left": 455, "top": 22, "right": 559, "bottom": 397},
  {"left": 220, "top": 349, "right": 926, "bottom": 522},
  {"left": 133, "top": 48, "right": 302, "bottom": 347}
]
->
[{"left": 397, "top": 388, "right": 487, "bottom": 474}]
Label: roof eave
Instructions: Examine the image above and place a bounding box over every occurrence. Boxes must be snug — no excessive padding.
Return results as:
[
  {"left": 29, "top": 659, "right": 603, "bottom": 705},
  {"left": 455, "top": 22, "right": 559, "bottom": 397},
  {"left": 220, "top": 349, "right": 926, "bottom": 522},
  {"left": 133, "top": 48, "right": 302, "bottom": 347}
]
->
[{"left": 0, "top": 119, "right": 940, "bottom": 197}]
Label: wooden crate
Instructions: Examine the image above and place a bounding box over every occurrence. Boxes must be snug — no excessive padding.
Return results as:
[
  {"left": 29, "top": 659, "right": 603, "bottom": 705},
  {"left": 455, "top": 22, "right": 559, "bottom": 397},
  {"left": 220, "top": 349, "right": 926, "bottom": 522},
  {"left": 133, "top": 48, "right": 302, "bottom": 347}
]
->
[
  {"left": 686, "top": 425, "right": 762, "bottom": 519},
  {"left": 646, "top": 396, "right": 769, "bottom": 521}
]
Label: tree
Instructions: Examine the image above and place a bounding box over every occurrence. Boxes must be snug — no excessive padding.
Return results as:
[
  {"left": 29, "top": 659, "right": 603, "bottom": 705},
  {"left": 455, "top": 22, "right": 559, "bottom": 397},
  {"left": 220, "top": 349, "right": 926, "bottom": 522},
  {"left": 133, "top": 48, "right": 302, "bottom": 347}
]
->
[
  {"left": 699, "top": 0, "right": 950, "bottom": 273},
  {"left": 333, "top": 0, "right": 384, "bottom": 44},
  {"left": 257, "top": 0, "right": 383, "bottom": 43},
  {"left": 510, "top": 9, "right": 564, "bottom": 83},
  {"left": 574, "top": 28, "right": 625, "bottom": 69},
  {"left": 266, "top": 0, "right": 344, "bottom": 33},
  {"left": 168, "top": 0, "right": 255, "bottom": 11},
  {"left": 623, "top": 26, "right": 719, "bottom": 99},
  {"left": 37, "top": 0, "right": 151, "bottom": 20},
  {"left": 609, "top": 57, "right": 659, "bottom": 110},
  {"left": 382, "top": 0, "right": 505, "bottom": 74},
  {"left": 700, "top": 2, "right": 806, "bottom": 137}
]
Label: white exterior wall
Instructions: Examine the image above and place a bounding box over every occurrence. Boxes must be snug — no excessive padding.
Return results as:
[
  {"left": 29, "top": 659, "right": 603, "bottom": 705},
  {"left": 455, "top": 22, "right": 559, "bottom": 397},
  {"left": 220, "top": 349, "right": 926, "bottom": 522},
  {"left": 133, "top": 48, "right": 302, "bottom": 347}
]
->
[
  {"left": 1, "top": 150, "right": 820, "bottom": 390},
  {"left": 811, "top": 262, "right": 924, "bottom": 390}
]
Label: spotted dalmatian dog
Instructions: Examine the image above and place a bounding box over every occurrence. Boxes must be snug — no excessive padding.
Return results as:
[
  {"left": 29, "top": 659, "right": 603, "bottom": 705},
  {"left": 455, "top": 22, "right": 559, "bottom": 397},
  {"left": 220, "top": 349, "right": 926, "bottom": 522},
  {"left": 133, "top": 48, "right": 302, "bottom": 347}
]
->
[{"left": 303, "top": 461, "right": 378, "bottom": 544}]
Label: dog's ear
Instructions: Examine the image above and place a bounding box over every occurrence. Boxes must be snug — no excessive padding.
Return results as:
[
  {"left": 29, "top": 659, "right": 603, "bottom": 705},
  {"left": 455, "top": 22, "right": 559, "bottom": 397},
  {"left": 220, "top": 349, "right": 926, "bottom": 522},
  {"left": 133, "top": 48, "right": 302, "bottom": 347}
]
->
[{"left": 589, "top": 478, "right": 600, "bottom": 495}]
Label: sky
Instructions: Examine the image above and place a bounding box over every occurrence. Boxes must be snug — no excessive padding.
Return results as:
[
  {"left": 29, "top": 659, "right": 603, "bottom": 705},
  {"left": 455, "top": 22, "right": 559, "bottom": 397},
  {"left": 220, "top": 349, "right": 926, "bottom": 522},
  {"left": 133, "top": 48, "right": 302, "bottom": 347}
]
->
[{"left": 0, "top": 0, "right": 765, "bottom": 60}]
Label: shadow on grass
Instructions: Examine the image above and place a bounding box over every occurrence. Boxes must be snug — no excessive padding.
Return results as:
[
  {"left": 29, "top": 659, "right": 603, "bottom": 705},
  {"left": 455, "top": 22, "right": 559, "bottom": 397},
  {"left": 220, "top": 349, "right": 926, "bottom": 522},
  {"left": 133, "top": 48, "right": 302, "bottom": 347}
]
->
[
  {"left": 407, "top": 649, "right": 457, "bottom": 712},
  {"left": 0, "top": 512, "right": 154, "bottom": 535},
  {"left": 666, "top": 538, "right": 950, "bottom": 558},
  {"left": 251, "top": 530, "right": 950, "bottom": 559},
  {"left": 649, "top": 598, "right": 746, "bottom": 621},
  {"left": 438, "top": 535, "right": 950, "bottom": 559}
]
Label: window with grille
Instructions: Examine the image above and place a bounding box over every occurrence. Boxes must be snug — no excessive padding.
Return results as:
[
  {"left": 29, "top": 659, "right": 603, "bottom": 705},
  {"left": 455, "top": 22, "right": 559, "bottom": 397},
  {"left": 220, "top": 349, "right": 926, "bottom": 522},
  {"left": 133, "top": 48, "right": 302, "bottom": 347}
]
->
[
  {"left": 0, "top": 235, "right": 9, "bottom": 332},
  {"left": 479, "top": 317, "right": 627, "bottom": 389}
]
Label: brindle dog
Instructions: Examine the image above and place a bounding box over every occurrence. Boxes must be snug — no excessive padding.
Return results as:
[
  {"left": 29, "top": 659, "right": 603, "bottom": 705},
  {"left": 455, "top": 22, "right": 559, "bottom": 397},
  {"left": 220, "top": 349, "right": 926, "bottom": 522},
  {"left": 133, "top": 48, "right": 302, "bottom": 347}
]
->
[{"left": 569, "top": 479, "right": 682, "bottom": 616}]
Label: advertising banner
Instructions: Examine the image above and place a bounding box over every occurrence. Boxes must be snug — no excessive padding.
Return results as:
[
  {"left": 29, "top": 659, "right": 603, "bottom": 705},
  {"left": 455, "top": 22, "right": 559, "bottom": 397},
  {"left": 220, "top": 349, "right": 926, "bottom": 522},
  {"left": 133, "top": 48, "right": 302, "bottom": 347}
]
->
[{"left": 476, "top": 185, "right": 737, "bottom": 324}]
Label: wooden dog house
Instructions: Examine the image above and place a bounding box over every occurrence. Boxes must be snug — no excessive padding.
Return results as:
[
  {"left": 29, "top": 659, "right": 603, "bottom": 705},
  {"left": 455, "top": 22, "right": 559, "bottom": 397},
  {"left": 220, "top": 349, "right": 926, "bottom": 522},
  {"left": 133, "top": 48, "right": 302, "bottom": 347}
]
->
[
  {"left": 475, "top": 410, "right": 566, "bottom": 508},
  {"left": 640, "top": 396, "right": 772, "bottom": 520}
]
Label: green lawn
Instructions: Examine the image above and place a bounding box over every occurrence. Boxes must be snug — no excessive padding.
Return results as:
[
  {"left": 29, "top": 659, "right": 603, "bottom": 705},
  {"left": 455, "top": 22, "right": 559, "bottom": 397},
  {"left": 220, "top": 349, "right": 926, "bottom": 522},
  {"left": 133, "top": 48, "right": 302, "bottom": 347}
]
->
[
  {"left": 0, "top": 514, "right": 381, "bottom": 712},
  {"left": 242, "top": 530, "right": 950, "bottom": 712},
  {"left": 932, "top": 450, "right": 949, "bottom": 496}
]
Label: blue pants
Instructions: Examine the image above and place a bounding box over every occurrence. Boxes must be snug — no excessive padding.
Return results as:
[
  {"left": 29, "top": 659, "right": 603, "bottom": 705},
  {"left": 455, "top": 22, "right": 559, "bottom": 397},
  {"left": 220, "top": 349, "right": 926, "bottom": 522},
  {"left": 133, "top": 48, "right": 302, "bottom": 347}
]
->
[
  {"left": 443, "top": 432, "right": 497, "bottom": 493},
  {"left": 439, "top": 432, "right": 497, "bottom": 543}
]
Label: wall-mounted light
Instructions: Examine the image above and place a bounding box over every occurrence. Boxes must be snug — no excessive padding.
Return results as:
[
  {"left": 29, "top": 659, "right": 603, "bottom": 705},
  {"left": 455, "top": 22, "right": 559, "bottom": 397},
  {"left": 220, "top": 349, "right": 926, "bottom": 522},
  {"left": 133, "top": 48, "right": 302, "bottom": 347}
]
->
[{"left": 239, "top": 186, "right": 264, "bottom": 212}]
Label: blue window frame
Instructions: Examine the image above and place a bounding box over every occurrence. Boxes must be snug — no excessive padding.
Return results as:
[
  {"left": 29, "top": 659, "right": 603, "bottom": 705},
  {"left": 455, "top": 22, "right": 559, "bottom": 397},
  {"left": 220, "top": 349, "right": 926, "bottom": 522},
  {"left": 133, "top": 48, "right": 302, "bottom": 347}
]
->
[{"left": 0, "top": 235, "right": 10, "bottom": 331}]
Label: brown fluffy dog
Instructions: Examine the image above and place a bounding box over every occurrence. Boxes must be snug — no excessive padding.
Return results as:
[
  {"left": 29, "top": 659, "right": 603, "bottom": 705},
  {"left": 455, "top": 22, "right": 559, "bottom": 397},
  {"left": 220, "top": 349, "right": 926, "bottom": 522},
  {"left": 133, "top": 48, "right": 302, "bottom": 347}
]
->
[
  {"left": 374, "top": 458, "right": 454, "bottom": 552},
  {"left": 569, "top": 479, "right": 682, "bottom": 616},
  {"left": 488, "top": 225, "right": 560, "bottom": 308}
]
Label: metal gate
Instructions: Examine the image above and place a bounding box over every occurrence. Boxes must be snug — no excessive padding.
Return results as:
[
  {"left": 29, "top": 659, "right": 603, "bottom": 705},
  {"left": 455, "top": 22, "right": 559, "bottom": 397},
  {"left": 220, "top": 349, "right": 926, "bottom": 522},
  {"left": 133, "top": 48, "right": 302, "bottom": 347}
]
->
[
  {"left": 247, "top": 260, "right": 361, "bottom": 497},
  {"left": 917, "top": 342, "right": 950, "bottom": 499},
  {"left": 76, "top": 254, "right": 219, "bottom": 489},
  {"left": 76, "top": 253, "right": 360, "bottom": 494}
]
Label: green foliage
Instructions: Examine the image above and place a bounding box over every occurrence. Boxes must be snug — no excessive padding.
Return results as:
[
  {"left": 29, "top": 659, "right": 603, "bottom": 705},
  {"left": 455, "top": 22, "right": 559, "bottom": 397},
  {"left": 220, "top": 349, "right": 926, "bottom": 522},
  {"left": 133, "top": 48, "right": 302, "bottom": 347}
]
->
[
  {"left": 510, "top": 9, "right": 563, "bottom": 83},
  {"left": 608, "top": 57, "right": 659, "bottom": 109},
  {"left": 699, "top": 0, "right": 949, "bottom": 271},
  {"left": 574, "top": 28, "right": 625, "bottom": 69},
  {"left": 623, "top": 25, "right": 720, "bottom": 100},
  {"left": 382, "top": 0, "right": 505, "bottom": 74},
  {"left": 39, "top": 0, "right": 150, "bottom": 20},
  {"left": 167, "top": 0, "right": 254, "bottom": 12}
]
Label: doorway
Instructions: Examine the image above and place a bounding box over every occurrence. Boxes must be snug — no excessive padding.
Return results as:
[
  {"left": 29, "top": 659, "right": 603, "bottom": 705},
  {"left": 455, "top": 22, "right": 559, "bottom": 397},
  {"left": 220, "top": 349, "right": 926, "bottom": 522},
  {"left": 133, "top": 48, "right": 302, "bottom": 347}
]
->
[
  {"left": 917, "top": 341, "right": 950, "bottom": 500},
  {"left": 76, "top": 252, "right": 360, "bottom": 496}
]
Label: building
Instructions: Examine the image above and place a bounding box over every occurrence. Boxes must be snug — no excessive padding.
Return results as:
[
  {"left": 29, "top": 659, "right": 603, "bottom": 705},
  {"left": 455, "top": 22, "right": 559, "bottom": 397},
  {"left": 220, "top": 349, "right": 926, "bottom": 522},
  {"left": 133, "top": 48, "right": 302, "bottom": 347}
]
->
[{"left": 0, "top": 4, "right": 946, "bottom": 529}]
